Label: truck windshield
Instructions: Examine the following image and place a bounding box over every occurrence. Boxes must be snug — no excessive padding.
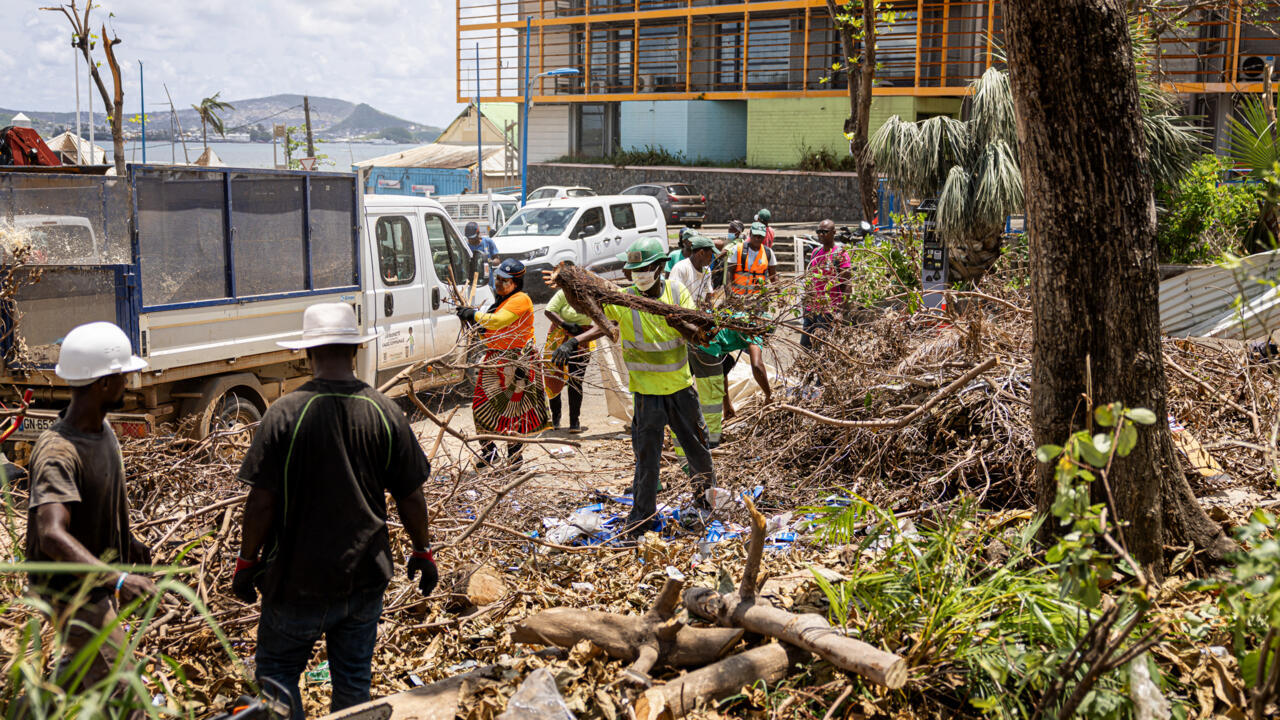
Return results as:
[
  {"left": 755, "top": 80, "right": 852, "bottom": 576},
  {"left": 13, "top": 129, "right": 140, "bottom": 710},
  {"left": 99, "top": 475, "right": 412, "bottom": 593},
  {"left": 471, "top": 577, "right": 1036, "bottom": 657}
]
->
[{"left": 498, "top": 207, "right": 577, "bottom": 237}]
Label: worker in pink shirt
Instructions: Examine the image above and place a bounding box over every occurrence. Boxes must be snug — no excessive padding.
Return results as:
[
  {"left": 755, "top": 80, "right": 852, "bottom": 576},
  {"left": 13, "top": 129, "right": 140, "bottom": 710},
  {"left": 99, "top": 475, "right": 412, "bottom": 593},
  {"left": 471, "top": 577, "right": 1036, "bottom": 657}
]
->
[{"left": 802, "top": 219, "right": 852, "bottom": 350}]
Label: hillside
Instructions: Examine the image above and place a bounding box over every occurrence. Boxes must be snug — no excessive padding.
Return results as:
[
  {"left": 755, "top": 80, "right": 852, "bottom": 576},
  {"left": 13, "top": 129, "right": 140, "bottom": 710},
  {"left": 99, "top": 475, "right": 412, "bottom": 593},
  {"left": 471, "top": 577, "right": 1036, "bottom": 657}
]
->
[{"left": 2, "top": 94, "right": 442, "bottom": 141}]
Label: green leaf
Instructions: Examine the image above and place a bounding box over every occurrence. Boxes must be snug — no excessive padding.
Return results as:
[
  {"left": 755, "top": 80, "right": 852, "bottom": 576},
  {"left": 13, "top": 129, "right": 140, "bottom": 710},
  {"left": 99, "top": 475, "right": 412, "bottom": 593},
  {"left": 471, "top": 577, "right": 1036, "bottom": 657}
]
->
[
  {"left": 1241, "top": 649, "right": 1260, "bottom": 688},
  {"left": 1116, "top": 424, "right": 1138, "bottom": 456},
  {"left": 1078, "top": 440, "right": 1108, "bottom": 468},
  {"left": 1035, "top": 444, "right": 1062, "bottom": 463},
  {"left": 1125, "top": 407, "right": 1158, "bottom": 425},
  {"left": 1094, "top": 405, "right": 1116, "bottom": 428}
]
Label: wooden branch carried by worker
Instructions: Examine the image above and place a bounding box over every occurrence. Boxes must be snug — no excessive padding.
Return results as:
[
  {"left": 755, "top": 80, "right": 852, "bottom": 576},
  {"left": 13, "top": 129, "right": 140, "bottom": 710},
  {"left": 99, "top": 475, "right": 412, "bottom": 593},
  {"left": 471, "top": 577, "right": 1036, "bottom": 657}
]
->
[
  {"left": 511, "top": 570, "right": 743, "bottom": 681},
  {"left": 682, "top": 498, "right": 909, "bottom": 689},
  {"left": 548, "top": 262, "right": 768, "bottom": 345}
]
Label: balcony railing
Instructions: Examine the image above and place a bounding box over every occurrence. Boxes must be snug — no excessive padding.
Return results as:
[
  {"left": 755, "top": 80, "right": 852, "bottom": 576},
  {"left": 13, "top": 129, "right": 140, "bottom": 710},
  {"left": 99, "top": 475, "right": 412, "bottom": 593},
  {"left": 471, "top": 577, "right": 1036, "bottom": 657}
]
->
[{"left": 455, "top": 0, "right": 1279, "bottom": 102}]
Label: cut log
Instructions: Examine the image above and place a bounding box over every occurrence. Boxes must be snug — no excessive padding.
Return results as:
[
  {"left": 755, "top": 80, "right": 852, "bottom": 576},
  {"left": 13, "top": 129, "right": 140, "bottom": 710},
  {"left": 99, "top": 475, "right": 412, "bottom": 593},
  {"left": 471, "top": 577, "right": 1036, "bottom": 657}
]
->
[
  {"left": 681, "top": 498, "right": 909, "bottom": 689},
  {"left": 549, "top": 261, "right": 768, "bottom": 345},
  {"left": 632, "top": 642, "right": 812, "bottom": 720},
  {"left": 511, "top": 607, "right": 742, "bottom": 668}
]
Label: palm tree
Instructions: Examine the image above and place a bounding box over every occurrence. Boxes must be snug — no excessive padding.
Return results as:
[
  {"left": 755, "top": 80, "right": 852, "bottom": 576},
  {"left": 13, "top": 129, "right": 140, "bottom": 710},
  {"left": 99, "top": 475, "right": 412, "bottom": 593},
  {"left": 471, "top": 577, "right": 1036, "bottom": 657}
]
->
[
  {"left": 1226, "top": 92, "right": 1279, "bottom": 251},
  {"left": 870, "top": 27, "right": 1197, "bottom": 282},
  {"left": 192, "top": 92, "right": 235, "bottom": 150}
]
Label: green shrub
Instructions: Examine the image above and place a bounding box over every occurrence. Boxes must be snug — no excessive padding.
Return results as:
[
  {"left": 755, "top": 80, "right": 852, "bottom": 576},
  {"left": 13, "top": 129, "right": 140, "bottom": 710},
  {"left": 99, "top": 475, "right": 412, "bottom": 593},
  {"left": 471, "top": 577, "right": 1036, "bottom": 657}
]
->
[
  {"left": 1156, "top": 154, "right": 1261, "bottom": 264},
  {"left": 550, "top": 145, "right": 744, "bottom": 168}
]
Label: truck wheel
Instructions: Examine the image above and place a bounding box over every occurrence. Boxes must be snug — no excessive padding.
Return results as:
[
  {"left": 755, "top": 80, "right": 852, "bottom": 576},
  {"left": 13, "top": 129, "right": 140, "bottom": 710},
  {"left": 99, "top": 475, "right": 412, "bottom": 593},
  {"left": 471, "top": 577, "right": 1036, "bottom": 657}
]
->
[{"left": 209, "top": 393, "right": 261, "bottom": 460}]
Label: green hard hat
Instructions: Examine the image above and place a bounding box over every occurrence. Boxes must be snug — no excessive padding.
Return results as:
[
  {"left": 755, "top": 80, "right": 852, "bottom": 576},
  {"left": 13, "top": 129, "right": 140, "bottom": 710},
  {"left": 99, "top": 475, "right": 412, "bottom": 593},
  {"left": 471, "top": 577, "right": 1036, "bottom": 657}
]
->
[
  {"left": 757, "top": 208, "right": 772, "bottom": 222},
  {"left": 617, "top": 236, "right": 669, "bottom": 269},
  {"left": 750, "top": 221, "right": 768, "bottom": 236},
  {"left": 689, "top": 235, "right": 715, "bottom": 251},
  {"left": 679, "top": 227, "right": 696, "bottom": 240}
]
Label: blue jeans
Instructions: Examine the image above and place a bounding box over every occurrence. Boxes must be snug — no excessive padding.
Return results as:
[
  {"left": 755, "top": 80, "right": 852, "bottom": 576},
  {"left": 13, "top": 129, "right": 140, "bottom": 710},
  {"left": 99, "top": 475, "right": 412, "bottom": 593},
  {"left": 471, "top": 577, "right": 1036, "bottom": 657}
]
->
[
  {"left": 255, "top": 585, "right": 386, "bottom": 719},
  {"left": 800, "top": 313, "right": 833, "bottom": 350}
]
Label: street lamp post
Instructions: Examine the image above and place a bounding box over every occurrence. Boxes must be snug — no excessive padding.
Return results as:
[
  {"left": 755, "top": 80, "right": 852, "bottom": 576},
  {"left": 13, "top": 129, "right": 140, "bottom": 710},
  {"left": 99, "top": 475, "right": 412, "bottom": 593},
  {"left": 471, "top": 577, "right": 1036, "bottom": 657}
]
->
[{"left": 520, "top": 20, "right": 578, "bottom": 206}]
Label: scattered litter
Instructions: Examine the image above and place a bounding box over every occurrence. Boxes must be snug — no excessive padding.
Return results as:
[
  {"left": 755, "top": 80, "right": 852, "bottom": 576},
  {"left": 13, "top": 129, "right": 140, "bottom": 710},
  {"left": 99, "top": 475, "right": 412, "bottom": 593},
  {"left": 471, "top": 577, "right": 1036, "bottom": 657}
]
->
[
  {"left": 446, "top": 659, "right": 479, "bottom": 673},
  {"left": 571, "top": 582, "right": 595, "bottom": 593},
  {"left": 497, "top": 667, "right": 576, "bottom": 720},
  {"left": 304, "top": 661, "right": 330, "bottom": 685},
  {"left": 548, "top": 447, "right": 574, "bottom": 458}
]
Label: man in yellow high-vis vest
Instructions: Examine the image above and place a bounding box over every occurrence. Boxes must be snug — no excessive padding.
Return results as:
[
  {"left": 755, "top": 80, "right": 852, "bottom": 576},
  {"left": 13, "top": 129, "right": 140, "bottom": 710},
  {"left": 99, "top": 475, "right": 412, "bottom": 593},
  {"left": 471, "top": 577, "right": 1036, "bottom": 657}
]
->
[{"left": 550, "top": 237, "right": 716, "bottom": 537}]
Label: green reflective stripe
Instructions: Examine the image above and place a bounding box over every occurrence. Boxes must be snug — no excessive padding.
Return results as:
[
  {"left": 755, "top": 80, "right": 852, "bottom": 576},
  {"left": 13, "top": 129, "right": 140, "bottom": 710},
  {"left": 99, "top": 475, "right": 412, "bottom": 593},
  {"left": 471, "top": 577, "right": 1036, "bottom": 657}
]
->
[
  {"left": 625, "top": 358, "right": 689, "bottom": 373},
  {"left": 281, "top": 392, "right": 394, "bottom": 528}
]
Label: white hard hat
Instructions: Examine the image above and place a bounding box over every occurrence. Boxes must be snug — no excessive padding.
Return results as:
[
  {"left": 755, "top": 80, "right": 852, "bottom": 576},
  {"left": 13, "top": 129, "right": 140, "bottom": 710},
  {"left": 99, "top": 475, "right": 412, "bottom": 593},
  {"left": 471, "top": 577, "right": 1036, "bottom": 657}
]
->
[
  {"left": 55, "top": 321, "right": 147, "bottom": 386},
  {"left": 278, "top": 303, "right": 378, "bottom": 350}
]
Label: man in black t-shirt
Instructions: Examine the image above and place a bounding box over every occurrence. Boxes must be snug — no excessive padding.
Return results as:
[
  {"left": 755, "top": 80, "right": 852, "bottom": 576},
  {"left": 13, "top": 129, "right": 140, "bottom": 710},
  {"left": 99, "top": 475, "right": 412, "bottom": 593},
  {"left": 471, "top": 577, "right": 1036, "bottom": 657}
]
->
[{"left": 233, "top": 303, "right": 437, "bottom": 718}]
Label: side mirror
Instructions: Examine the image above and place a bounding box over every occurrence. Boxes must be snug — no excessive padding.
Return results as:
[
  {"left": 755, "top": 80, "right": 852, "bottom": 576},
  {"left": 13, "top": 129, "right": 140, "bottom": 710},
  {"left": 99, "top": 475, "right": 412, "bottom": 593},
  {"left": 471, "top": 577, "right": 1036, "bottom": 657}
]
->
[{"left": 577, "top": 225, "right": 598, "bottom": 239}]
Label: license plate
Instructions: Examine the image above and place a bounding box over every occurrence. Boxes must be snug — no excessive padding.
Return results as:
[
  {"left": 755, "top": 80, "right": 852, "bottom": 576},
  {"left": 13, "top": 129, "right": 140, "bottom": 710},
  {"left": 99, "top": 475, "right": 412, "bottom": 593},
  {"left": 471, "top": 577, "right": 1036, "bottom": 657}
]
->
[
  {"left": 682, "top": 212, "right": 700, "bottom": 217},
  {"left": 12, "top": 414, "right": 57, "bottom": 442}
]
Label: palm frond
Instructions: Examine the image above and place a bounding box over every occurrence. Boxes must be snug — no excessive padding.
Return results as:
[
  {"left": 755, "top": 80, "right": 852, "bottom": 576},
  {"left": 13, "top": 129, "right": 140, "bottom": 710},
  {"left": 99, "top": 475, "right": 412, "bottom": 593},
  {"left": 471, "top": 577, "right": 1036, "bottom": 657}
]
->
[
  {"left": 968, "top": 67, "right": 1016, "bottom": 148},
  {"left": 870, "top": 115, "right": 928, "bottom": 197},
  {"left": 1143, "top": 111, "right": 1201, "bottom": 188},
  {"left": 972, "top": 139, "right": 1024, "bottom": 228},
  {"left": 915, "top": 116, "right": 972, "bottom": 191},
  {"left": 1228, "top": 97, "right": 1280, "bottom": 178},
  {"left": 937, "top": 165, "right": 973, "bottom": 237}
]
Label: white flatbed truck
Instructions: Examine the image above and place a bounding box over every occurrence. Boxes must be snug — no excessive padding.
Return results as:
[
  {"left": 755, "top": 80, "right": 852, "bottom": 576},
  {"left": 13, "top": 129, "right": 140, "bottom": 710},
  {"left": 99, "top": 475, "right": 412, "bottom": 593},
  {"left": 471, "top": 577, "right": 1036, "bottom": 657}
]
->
[{"left": 0, "top": 165, "right": 491, "bottom": 445}]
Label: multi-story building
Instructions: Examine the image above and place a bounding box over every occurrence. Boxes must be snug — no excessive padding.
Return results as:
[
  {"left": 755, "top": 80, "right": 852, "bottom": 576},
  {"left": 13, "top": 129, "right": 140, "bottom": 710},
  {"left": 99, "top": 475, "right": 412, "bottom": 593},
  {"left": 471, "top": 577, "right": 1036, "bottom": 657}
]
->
[{"left": 457, "top": 1, "right": 1278, "bottom": 167}]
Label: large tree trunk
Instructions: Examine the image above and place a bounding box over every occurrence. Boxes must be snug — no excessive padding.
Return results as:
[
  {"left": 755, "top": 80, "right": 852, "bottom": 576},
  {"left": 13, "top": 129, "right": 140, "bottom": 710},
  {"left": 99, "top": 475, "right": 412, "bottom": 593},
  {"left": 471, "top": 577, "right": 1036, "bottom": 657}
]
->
[
  {"left": 826, "top": 0, "right": 878, "bottom": 223},
  {"left": 1003, "top": 0, "right": 1232, "bottom": 579}
]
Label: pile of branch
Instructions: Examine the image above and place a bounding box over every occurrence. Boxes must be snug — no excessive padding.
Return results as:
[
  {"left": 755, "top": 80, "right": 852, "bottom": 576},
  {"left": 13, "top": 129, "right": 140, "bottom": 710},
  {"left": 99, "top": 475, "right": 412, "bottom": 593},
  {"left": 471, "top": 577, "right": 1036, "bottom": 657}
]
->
[{"left": 549, "top": 261, "right": 770, "bottom": 344}]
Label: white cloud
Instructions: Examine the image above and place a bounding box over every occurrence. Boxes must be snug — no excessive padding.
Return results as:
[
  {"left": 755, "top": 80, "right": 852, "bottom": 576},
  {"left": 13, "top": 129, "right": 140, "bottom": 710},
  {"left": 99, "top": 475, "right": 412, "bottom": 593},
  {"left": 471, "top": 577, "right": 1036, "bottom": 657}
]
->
[{"left": 2, "top": 0, "right": 464, "bottom": 127}]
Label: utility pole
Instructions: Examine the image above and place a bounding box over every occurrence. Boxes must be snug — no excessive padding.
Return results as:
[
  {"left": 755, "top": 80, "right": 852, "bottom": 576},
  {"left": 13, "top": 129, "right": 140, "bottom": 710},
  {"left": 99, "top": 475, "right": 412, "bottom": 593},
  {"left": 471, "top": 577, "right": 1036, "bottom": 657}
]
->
[
  {"left": 475, "top": 44, "right": 483, "bottom": 194},
  {"left": 303, "top": 95, "right": 316, "bottom": 158},
  {"left": 73, "top": 34, "right": 81, "bottom": 164},
  {"left": 139, "top": 60, "right": 146, "bottom": 163}
]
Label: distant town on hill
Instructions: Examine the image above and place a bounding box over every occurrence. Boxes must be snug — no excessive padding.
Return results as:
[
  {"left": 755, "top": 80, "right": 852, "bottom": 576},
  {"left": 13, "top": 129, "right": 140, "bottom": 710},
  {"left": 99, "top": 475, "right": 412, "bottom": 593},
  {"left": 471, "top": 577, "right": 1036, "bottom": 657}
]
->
[{"left": 1, "top": 93, "right": 443, "bottom": 143}]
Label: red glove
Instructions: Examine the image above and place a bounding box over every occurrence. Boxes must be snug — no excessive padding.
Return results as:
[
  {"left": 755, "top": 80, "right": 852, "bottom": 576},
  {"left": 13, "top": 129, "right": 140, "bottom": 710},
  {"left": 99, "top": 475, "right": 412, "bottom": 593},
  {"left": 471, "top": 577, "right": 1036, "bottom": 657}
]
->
[
  {"left": 232, "top": 556, "right": 263, "bottom": 603},
  {"left": 407, "top": 549, "right": 438, "bottom": 596}
]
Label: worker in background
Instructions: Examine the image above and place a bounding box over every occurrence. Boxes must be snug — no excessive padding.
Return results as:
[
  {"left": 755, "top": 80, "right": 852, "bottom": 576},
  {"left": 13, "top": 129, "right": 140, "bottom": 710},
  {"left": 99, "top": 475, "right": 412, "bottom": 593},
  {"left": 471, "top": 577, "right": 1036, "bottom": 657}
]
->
[
  {"left": 233, "top": 303, "right": 436, "bottom": 719},
  {"left": 711, "top": 220, "right": 744, "bottom": 290},
  {"left": 755, "top": 208, "right": 775, "bottom": 248},
  {"left": 464, "top": 221, "right": 500, "bottom": 290},
  {"left": 725, "top": 221, "right": 779, "bottom": 298},
  {"left": 667, "top": 236, "right": 727, "bottom": 450},
  {"left": 549, "top": 237, "right": 716, "bottom": 536},
  {"left": 669, "top": 235, "right": 715, "bottom": 307},
  {"left": 456, "top": 259, "right": 550, "bottom": 468},
  {"left": 803, "top": 219, "right": 853, "bottom": 350},
  {"left": 25, "top": 321, "right": 154, "bottom": 693},
  {"left": 666, "top": 228, "right": 695, "bottom": 271},
  {"left": 543, "top": 262, "right": 594, "bottom": 433}
]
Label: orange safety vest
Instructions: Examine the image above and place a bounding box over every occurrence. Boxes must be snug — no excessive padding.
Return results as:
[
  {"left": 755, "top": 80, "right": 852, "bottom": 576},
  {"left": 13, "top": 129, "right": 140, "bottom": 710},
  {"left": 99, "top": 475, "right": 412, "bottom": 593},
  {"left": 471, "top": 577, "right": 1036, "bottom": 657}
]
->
[
  {"left": 484, "top": 292, "right": 535, "bottom": 350},
  {"left": 730, "top": 244, "right": 770, "bottom": 296}
]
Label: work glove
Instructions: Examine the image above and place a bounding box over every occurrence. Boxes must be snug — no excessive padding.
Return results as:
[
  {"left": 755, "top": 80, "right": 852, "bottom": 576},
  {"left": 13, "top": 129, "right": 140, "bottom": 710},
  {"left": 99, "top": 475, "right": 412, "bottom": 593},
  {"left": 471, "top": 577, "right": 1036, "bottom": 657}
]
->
[
  {"left": 551, "top": 337, "right": 579, "bottom": 366},
  {"left": 560, "top": 322, "right": 584, "bottom": 336},
  {"left": 407, "top": 549, "right": 438, "bottom": 596},
  {"left": 456, "top": 307, "right": 477, "bottom": 324},
  {"left": 232, "top": 556, "right": 264, "bottom": 604}
]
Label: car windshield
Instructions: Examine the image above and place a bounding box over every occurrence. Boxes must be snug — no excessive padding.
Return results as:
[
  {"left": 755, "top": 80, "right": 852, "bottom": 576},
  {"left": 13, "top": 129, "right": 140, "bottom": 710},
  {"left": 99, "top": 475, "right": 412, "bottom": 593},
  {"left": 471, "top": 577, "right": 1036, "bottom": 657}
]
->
[
  {"left": 667, "top": 184, "right": 696, "bottom": 196},
  {"left": 566, "top": 188, "right": 596, "bottom": 197},
  {"left": 11, "top": 222, "right": 97, "bottom": 263},
  {"left": 498, "top": 207, "right": 578, "bottom": 237}
]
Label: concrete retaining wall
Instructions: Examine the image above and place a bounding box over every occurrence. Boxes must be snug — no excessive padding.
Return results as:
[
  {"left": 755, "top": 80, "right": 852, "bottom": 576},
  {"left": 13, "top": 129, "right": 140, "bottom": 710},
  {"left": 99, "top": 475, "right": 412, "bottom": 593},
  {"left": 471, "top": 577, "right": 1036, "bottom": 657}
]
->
[{"left": 527, "top": 163, "right": 863, "bottom": 223}]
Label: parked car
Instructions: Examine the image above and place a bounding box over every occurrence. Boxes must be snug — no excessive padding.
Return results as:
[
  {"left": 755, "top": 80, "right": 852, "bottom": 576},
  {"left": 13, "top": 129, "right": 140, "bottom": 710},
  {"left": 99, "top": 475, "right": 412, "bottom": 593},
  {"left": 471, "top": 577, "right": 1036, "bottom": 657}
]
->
[
  {"left": 526, "top": 185, "right": 596, "bottom": 202},
  {"left": 620, "top": 182, "right": 706, "bottom": 228},
  {"left": 492, "top": 194, "right": 666, "bottom": 299},
  {"left": 436, "top": 192, "right": 521, "bottom": 236}
]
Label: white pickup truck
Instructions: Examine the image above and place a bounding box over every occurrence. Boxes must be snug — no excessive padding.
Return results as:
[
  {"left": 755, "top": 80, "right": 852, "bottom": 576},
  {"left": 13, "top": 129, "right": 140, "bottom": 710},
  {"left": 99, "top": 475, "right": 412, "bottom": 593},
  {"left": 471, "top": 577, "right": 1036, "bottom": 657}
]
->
[{"left": 0, "top": 165, "right": 491, "bottom": 443}]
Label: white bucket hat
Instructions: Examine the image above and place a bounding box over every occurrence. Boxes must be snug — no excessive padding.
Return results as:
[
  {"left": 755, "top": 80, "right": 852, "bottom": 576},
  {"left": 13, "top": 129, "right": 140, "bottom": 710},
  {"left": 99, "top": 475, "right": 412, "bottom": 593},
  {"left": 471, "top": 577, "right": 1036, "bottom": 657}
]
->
[{"left": 279, "top": 303, "right": 378, "bottom": 350}]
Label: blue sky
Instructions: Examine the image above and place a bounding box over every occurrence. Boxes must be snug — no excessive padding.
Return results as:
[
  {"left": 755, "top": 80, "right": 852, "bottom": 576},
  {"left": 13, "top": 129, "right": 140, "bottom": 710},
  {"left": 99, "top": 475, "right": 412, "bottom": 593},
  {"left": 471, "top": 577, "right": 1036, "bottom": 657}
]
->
[{"left": 1, "top": 0, "right": 463, "bottom": 126}]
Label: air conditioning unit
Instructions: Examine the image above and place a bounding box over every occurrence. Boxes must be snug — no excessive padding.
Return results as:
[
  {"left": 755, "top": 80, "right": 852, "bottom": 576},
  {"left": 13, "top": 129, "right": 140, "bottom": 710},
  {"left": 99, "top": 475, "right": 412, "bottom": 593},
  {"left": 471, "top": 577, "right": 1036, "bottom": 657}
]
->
[{"left": 1238, "top": 55, "right": 1276, "bottom": 82}]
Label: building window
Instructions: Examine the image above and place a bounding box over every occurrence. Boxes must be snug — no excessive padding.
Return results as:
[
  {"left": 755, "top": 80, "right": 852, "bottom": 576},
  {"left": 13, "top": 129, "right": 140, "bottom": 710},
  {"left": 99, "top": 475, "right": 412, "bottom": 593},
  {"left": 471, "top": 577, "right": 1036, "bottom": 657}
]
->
[{"left": 573, "top": 103, "right": 618, "bottom": 158}]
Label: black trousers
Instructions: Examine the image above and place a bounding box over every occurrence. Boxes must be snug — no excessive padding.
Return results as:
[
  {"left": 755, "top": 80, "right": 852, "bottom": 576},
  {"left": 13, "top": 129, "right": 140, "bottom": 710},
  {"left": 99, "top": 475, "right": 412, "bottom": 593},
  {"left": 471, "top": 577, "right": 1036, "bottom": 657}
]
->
[
  {"left": 549, "top": 353, "right": 588, "bottom": 426},
  {"left": 627, "top": 386, "right": 715, "bottom": 532}
]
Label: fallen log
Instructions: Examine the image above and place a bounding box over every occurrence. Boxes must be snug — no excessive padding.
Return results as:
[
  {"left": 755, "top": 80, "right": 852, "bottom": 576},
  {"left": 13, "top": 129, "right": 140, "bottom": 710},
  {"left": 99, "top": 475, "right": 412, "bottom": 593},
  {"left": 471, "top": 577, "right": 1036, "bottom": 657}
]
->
[
  {"left": 511, "top": 571, "right": 743, "bottom": 680},
  {"left": 682, "top": 498, "right": 909, "bottom": 689},
  {"left": 548, "top": 262, "right": 768, "bottom": 345},
  {"left": 631, "top": 642, "right": 812, "bottom": 720}
]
